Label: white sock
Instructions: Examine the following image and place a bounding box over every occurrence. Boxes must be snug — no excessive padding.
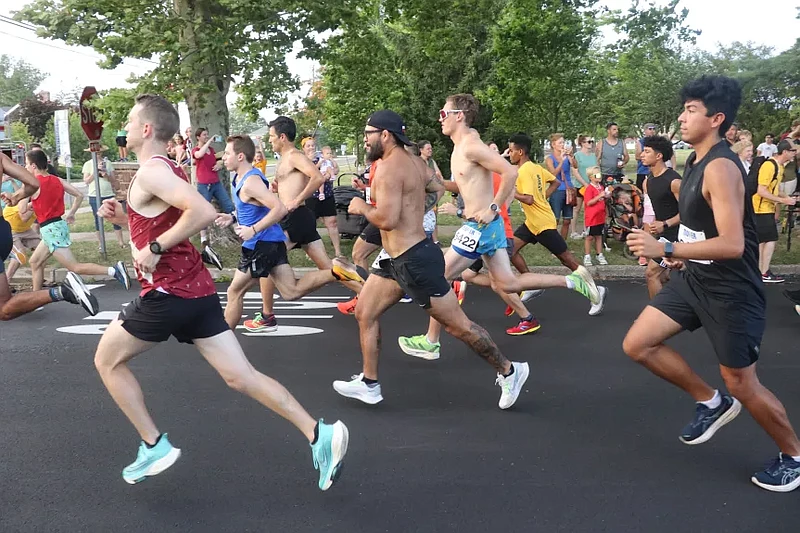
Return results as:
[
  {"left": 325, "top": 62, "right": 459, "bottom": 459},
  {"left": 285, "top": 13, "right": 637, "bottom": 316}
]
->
[
  {"left": 107, "top": 266, "right": 116, "bottom": 276},
  {"left": 699, "top": 389, "right": 721, "bottom": 409},
  {"left": 565, "top": 276, "right": 575, "bottom": 289},
  {"left": 426, "top": 335, "right": 438, "bottom": 346}
]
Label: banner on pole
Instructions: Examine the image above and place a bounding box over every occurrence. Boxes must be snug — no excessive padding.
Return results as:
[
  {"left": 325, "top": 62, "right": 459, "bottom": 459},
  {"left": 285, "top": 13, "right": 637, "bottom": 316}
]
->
[{"left": 54, "top": 109, "right": 72, "bottom": 168}]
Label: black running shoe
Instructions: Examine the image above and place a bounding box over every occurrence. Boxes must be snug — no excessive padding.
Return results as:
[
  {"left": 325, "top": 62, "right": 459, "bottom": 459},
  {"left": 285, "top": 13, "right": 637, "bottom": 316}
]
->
[
  {"left": 202, "top": 245, "right": 224, "bottom": 270},
  {"left": 62, "top": 272, "right": 100, "bottom": 316}
]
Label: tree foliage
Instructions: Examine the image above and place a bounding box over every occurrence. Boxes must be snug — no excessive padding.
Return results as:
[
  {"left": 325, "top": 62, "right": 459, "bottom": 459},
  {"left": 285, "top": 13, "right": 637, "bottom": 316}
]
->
[
  {"left": 6, "top": 97, "right": 66, "bottom": 140},
  {"left": 0, "top": 55, "right": 46, "bottom": 108}
]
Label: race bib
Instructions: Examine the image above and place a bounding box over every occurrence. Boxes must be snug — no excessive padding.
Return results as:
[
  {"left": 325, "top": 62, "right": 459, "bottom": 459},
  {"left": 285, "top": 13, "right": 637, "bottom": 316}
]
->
[
  {"left": 371, "top": 248, "right": 391, "bottom": 270},
  {"left": 452, "top": 224, "right": 481, "bottom": 253},
  {"left": 678, "top": 224, "right": 712, "bottom": 265},
  {"left": 365, "top": 186, "right": 372, "bottom": 205}
]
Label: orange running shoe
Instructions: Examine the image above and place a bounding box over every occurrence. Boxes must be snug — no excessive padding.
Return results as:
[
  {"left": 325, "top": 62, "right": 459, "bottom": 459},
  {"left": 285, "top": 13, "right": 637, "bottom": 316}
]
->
[{"left": 337, "top": 297, "right": 358, "bottom": 315}]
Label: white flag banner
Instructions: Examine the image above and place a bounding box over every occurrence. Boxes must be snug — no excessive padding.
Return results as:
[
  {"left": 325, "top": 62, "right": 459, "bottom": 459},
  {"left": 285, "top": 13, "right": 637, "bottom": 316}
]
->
[{"left": 54, "top": 109, "right": 71, "bottom": 168}]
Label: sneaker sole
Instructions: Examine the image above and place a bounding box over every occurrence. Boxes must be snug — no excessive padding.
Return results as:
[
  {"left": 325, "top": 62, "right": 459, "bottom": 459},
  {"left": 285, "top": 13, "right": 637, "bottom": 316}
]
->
[
  {"left": 123, "top": 447, "right": 182, "bottom": 485},
  {"left": 65, "top": 272, "right": 100, "bottom": 316},
  {"left": 575, "top": 266, "right": 601, "bottom": 304},
  {"left": 499, "top": 362, "right": 530, "bottom": 410},
  {"left": 520, "top": 290, "right": 544, "bottom": 302},
  {"left": 243, "top": 325, "right": 278, "bottom": 332},
  {"left": 320, "top": 422, "right": 350, "bottom": 491},
  {"left": 751, "top": 473, "right": 800, "bottom": 493},
  {"left": 115, "top": 262, "right": 131, "bottom": 290},
  {"left": 506, "top": 325, "right": 541, "bottom": 336},
  {"left": 332, "top": 383, "right": 383, "bottom": 405},
  {"left": 679, "top": 398, "right": 742, "bottom": 445},
  {"left": 588, "top": 286, "right": 608, "bottom": 317},
  {"left": 762, "top": 279, "right": 785, "bottom": 284},
  {"left": 332, "top": 261, "right": 365, "bottom": 283},
  {"left": 397, "top": 339, "right": 440, "bottom": 360}
]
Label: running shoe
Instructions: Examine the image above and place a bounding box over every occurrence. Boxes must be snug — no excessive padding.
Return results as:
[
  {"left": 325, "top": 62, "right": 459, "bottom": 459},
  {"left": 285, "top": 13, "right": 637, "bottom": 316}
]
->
[
  {"left": 332, "top": 257, "right": 365, "bottom": 283},
  {"left": 337, "top": 297, "right": 358, "bottom": 315},
  {"left": 202, "top": 245, "right": 224, "bottom": 270},
  {"left": 398, "top": 334, "right": 440, "bottom": 360},
  {"left": 10, "top": 245, "right": 26, "bottom": 265},
  {"left": 597, "top": 253, "right": 608, "bottom": 265},
  {"left": 332, "top": 374, "right": 383, "bottom": 404},
  {"left": 506, "top": 317, "right": 541, "bottom": 336},
  {"left": 62, "top": 271, "right": 99, "bottom": 316},
  {"left": 243, "top": 312, "right": 277, "bottom": 332},
  {"left": 496, "top": 362, "right": 530, "bottom": 409},
  {"left": 311, "top": 420, "right": 349, "bottom": 491},
  {"left": 588, "top": 286, "right": 608, "bottom": 316},
  {"left": 520, "top": 289, "right": 544, "bottom": 302},
  {"left": 122, "top": 433, "right": 181, "bottom": 484},
  {"left": 504, "top": 305, "right": 515, "bottom": 317},
  {"left": 452, "top": 280, "right": 466, "bottom": 305},
  {"left": 796, "top": 304, "right": 800, "bottom": 317},
  {"left": 400, "top": 294, "right": 413, "bottom": 303},
  {"left": 762, "top": 270, "right": 785, "bottom": 283},
  {"left": 583, "top": 254, "right": 593, "bottom": 267},
  {"left": 566, "top": 266, "right": 600, "bottom": 305},
  {"left": 752, "top": 454, "right": 800, "bottom": 492},
  {"left": 679, "top": 394, "right": 741, "bottom": 445},
  {"left": 113, "top": 261, "right": 131, "bottom": 290}
]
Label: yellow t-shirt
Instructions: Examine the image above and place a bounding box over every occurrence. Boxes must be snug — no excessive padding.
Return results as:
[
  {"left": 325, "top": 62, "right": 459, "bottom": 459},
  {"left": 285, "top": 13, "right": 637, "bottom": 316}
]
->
[
  {"left": 752, "top": 159, "right": 783, "bottom": 214},
  {"left": 516, "top": 161, "right": 557, "bottom": 233},
  {"left": 3, "top": 205, "right": 36, "bottom": 234}
]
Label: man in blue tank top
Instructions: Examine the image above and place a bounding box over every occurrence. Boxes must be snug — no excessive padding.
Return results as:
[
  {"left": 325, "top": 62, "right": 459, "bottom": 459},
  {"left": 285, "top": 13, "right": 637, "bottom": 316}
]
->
[
  {"left": 624, "top": 75, "right": 800, "bottom": 493},
  {"left": 216, "top": 135, "right": 363, "bottom": 331}
]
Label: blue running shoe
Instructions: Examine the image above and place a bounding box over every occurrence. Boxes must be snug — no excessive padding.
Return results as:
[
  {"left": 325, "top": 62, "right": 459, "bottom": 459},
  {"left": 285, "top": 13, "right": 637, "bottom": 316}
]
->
[
  {"left": 679, "top": 394, "right": 741, "bottom": 445},
  {"left": 311, "top": 419, "right": 349, "bottom": 491},
  {"left": 113, "top": 260, "right": 131, "bottom": 290},
  {"left": 122, "top": 433, "right": 181, "bottom": 484},
  {"left": 752, "top": 453, "right": 800, "bottom": 493}
]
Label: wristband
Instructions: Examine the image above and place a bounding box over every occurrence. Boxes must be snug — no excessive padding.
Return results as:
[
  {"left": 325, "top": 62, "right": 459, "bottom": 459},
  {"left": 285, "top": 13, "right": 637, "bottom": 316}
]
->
[{"left": 231, "top": 213, "right": 237, "bottom": 224}]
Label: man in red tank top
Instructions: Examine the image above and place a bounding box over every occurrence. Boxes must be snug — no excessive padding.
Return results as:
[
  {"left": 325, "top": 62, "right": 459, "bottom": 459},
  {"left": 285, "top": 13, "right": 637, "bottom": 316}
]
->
[
  {"left": 23, "top": 149, "right": 131, "bottom": 293},
  {"left": 93, "top": 94, "right": 349, "bottom": 490},
  {"left": 0, "top": 152, "right": 99, "bottom": 320}
]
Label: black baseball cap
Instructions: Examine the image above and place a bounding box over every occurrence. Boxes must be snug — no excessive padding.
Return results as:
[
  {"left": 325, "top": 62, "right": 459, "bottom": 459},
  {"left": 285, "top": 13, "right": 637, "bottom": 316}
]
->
[{"left": 367, "top": 110, "right": 412, "bottom": 146}]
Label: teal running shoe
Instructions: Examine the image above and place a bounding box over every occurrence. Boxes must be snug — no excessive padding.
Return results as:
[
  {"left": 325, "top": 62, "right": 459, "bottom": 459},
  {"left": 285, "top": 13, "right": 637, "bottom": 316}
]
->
[
  {"left": 311, "top": 419, "right": 349, "bottom": 491},
  {"left": 122, "top": 433, "right": 181, "bottom": 484}
]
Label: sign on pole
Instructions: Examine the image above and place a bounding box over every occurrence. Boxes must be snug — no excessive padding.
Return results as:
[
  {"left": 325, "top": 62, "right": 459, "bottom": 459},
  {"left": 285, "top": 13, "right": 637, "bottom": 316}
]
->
[
  {"left": 54, "top": 109, "right": 71, "bottom": 168},
  {"left": 79, "top": 86, "right": 108, "bottom": 259}
]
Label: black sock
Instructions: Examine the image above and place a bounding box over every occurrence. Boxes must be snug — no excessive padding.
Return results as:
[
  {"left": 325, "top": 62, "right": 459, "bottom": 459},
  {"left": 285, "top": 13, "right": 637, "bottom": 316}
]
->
[
  {"left": 49, "top": 287, "right": 64, "bottom": 302},
  {"left": 311, "top": 421, "right": 319, "bottom": 445},
  {"left": 522, "top": 314, "right": 533, "bottom": 322},
  {"left": 362, "top": 376, "right": 378, "bottom": 385},
  {"left": 503, "top": 365, "right": 515, "bottom": 378},
  {"left": 145, "top": 434, "right": 163, "bottom": 448}
]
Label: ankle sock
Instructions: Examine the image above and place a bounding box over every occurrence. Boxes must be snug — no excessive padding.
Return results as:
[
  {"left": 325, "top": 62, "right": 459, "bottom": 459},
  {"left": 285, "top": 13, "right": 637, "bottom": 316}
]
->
[
  {"left": 107, "top": 266, "right": 116, "bottom": 276},
  {"left": 565, "top": 277, "right": 575, "bottom": 289},
  {"left": 311, "top": 422, "right": 319, "bottom": 445},
  {"left": 49, "top": 287, "right": 64, "bottom": 302},
  {"left": 503, "top": 364, "right": 515, "bottom": 378},
  {"left": 362, "top": 376, "right": 378, "bottom": 385},
  {"left": 145, "top": 434, "right": 163, "bottom": 448},
  {"left": 699, "top": 390, "right": 721, "bottom": 409}
]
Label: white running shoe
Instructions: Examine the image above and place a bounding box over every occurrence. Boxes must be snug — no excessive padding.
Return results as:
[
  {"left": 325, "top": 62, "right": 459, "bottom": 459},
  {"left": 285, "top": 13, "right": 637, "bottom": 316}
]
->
[
  {"left": 588, "top": 286, "right": 608, "bottom": 316},
  {"left": 583, "top": 254, "right": 593, "bottom": 267},
  {"left": 520, "top": 289, "right": 544, "bottom": 302},
  {"left": 333, "top": 374, "right": 383, "bottom": 404},
  {"left": 496, "top": 362, "right": 530, "bottom": 410},
  {"left": 597, "top": 253, "right": 608, "bottom": 265}
]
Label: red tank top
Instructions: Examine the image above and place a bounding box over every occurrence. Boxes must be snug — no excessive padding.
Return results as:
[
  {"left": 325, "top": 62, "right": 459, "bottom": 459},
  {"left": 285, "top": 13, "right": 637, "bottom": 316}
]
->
[
  {"left": 31, "top": 174, "right": 65, "bottom": 221},
  {"left": 127, "top": 156, "right": 216, "bottom": 299},
  {"left": 366, "top": 161, "right": 378, "bottom": 206}
]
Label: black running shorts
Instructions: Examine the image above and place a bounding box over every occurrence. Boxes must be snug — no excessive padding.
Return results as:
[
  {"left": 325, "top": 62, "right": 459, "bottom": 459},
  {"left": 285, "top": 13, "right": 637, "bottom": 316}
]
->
[
  {"left": 237, "top": 241, "right": 288, "bottom": 278},
  {"left": 119, "top": 291, "right": 229, "bottom": 344},
  {"left": 360, "top": 223, "right": 382, "bottom": 246},
  {"left": 649, "top": 272, "right": 764, "bottom": 369},
  {"left": 306, "top": 195, "right": 337, "bottom": 218},
  {"left": 385, "top": 239, "right": 450, "bottom": 309},
  {"left": 280, "top": 205, "right": 321, "bottom": 248},
  {"left": 0, "top": 218, "right": 11, "bottom": 274},
  {"left": 755, "top": 213, "right": 778, "bottom": 243},
  {"left": 514, "top": 225, "right": 568, "bottom": 255}
]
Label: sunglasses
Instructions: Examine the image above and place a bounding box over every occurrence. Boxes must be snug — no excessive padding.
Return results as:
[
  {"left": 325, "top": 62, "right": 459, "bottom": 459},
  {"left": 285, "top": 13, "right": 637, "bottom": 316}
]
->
[
  {"left": 363, "top": 129, "right": 383, "bottom": 136},
  {"left": 439, "top": 109, "right": 463, "bottom": 120}
]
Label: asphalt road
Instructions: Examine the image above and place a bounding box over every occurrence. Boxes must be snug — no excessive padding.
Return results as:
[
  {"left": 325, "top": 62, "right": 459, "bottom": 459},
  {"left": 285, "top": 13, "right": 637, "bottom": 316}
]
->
[{"left": 1, "top": 279, "right": 799, "bottom": 532}]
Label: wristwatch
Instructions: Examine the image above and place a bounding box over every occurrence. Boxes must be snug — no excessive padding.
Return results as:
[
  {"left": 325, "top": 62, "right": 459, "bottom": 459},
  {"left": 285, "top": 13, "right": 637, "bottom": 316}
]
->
[
  {"left": 490, "top": 203, "right": 499, "bottom": 213},
  {"left": 663, "top": 241, "right": 674, "bottom": 258},
  {"left": 456, "top": 208, "right": 464, "bottom": 219},
  {"left": 149, "top": 241, "right": 164, "bottom": 255}
]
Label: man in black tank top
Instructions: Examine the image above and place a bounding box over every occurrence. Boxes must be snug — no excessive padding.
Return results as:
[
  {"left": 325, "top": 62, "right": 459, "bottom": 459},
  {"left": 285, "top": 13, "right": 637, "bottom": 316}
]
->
[
  {"left": 624, "top": 75, "right": 800, "bottom": 493},
  {"left": 641, "top": 135, "right": 681, "bottom": 298}
]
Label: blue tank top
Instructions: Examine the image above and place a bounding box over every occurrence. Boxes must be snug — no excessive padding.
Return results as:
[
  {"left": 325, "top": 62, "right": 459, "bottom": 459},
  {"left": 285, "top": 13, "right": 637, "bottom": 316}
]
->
[
  {"left": 232, "top": 168, "right": 286, "bottom": 249},
  {"left": 637, "top": 138, "right": 648, "bottom": 175},
  {"left": 548, "top": 154, "right": 573, "bottom": 190}
]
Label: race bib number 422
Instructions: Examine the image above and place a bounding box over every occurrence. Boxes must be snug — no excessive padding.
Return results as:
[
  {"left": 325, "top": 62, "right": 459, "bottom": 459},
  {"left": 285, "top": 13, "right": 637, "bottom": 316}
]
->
[{"left": 452, "top": 225, "right": 481, "bottom": 253}]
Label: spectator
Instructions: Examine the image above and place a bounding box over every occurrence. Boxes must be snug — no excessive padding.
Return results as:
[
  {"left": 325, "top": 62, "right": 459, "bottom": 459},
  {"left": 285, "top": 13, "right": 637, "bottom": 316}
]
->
[
  {"left": 724, "top": 122, "right": 740, "bottom": 146},
  {"left": 572, "top": 134, "right": 597, "bottom": 238},
  {"left": 115, "top": 123, "right": 128, "bottom": 161},
  {"left": 757, "top": 133, "right": 778, "bottom": 158},
  {"left": 545, "top": 133, "right": 576, "bottom": 241},
  {"left": 81, "top": 153, "right": 125, "bottom": 248},
  {"left": 418, "top": 140, "right": 444, "bottom": 243},
  {"left": 253, "top": 146, "right": 267, "bottom": 175},
  {"left": 582, "top": 166, "right": 610, "bottom": 266},
  {"left": 752, "top": 139, "right": 798, "bottom": 283},
  {"left": 732, "top": 140, "right": 754, "bottom": 173},
  {"left": 192, "top": 127, "right": 232, "bottom": 268},
  {"left": 780, "top": 130, "right": 800, "bottom": 200},
  {"left": 634, "top": 123, "right": 657, "bottom": 191},
  {"left": 597, "top": 122, "right": 629, "bottom": 184}
]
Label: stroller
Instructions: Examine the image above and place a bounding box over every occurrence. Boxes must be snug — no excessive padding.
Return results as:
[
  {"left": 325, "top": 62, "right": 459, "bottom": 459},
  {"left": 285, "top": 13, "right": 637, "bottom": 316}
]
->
[
  {"left": 333, "top": 173, "right": 369, "bottom": 239},
  {"left": 605, "top": 182, "right": 643, "bottom": 260}
]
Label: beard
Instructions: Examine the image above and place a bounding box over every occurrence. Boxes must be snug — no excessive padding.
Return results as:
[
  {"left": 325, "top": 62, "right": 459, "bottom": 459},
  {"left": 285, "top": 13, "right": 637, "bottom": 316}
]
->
[{"left": 366, "top": 137, "right": 385, "bottom": 161}]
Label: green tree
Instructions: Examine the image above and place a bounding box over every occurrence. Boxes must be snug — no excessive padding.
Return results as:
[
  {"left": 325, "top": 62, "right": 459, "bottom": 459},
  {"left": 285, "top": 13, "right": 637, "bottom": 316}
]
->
[
  {"left": 0, "top": 55, "right": 46, "bottom": 107},
  {"left": 8, "top": 121, "right": 34, "bottom": 147},
  {"left": 6, "top": 97, "right": 67, "bottom": 140},
  {"left": 229, "top": 106, "right": 267, "bottom": 136}
]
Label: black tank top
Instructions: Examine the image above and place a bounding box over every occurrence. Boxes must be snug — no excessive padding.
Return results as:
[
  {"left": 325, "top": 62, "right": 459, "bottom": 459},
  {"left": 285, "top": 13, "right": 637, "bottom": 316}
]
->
[
  {"left": 647, "top": 168, "right": 681, "bottom": 241},
  {"left": 679, "top": 140, "right": 763, "bottom": 298}
]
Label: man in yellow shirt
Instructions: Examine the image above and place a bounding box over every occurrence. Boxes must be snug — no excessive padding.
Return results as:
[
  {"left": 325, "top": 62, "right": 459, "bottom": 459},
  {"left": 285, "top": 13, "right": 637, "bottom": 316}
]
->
[
  {"left": 2, "top": 197, "right": 40, "bottom": 282},
  {"left": 752, "top": 139, "right": 797, "bottom": 283},
  {"left": 508, "top": 133, "right": 606, "bottom": 315}
]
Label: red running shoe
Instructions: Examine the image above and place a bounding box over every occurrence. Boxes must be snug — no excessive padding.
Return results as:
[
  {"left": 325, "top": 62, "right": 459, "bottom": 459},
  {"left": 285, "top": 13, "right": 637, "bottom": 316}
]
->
[
  {"left": 452, "top": 280, "right": 466, "bottom": 305},
  {"left": 337, "top": 297, "right": 358, "bottom": 315},
  {"left": 506, "top": 317, "right": 541, "bottom": 336}
]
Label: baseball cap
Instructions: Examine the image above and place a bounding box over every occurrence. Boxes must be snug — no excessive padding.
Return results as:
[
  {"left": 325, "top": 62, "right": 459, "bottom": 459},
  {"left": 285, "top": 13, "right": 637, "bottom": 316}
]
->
[
  {"left": 644, "top": 123, "right": 657, "bottom": 130},
  {"left": 367, "top": 110, "right": 412, "bottom": 146}
]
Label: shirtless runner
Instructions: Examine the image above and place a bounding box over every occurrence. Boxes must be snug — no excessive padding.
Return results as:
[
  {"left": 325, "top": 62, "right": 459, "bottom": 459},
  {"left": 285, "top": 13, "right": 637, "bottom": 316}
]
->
[
  {"left": 0, "top": 152, "right": 98, "bottom": 319},
  {"left": 399, "top": 94, "right": 602, "bottom": 359},
  {"left": 332, "top": 110, "right": 529, "bottom": 409},
  {"left": 244, "top": 116, "right": 362, "bottom": 332},
  {"left": 93, "top": 94, "right": 348, "bottom": 490}
]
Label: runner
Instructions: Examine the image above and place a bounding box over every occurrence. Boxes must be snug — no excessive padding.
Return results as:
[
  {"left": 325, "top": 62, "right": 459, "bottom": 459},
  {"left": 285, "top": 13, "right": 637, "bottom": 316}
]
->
[
  {"left": 332, "top": 110, "right": 529, "bottom": 409},
  {"left": 215, "top": 134, "right": 363, "bottom": 330},
  {"left": 624, "top": 75, "right": 800, "bottom": 492},
  {"left": 23, "top": 149, "right": 130, "bottom": 293},
  {"left": 641, "top": 135, "right": 681, "bottom": 299},
  {"left": 93, "top": 94, "right": 348, "bottom": 490},
  {"left": 0, "top": 152, "right": 99, "bottom": 320},
  {"left": 398, "top": 95, "right": 602, "bottom": 359},
  {"left": 2, "top": 196, "right": 39, "bottom": 282},
  {"left": 251, "top": 117, "right": 362, "bottom": 332}
]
